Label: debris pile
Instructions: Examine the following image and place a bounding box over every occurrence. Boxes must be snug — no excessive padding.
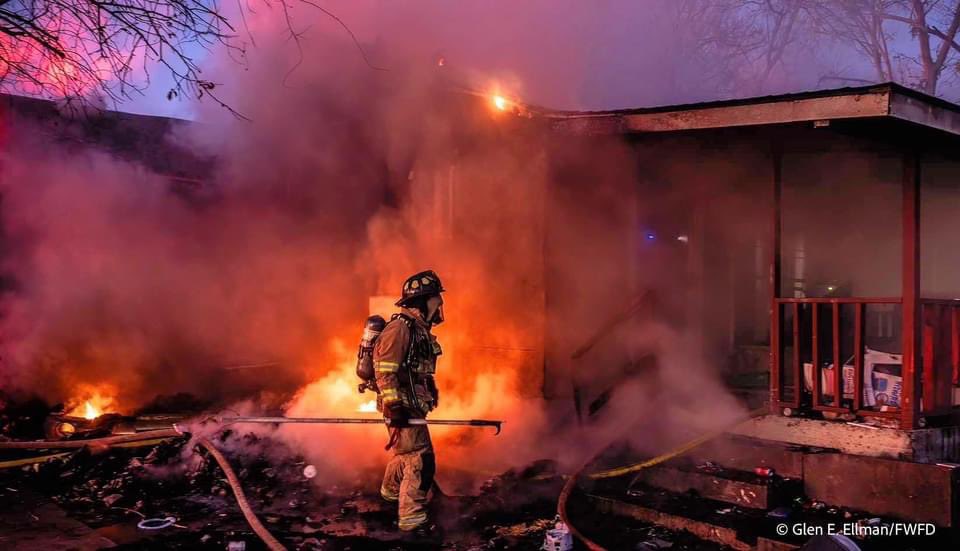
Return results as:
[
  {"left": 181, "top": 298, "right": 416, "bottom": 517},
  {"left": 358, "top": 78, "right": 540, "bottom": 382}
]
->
[{"left": 1, "top": 418, "right": 737, "bottom": 550}]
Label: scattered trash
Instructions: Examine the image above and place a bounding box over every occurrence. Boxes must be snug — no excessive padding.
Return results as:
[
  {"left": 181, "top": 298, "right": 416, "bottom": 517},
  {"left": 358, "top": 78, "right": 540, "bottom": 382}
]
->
[
  {"left": 102, "top": 493, "right": 123, "bottom": 507},
  {"left": 696, "top": 461, "right": 720, "bottom": 473},
  {"left": 626, "top": 487, "right": 646, "bottom": 498},
  {"left": 542, "top": 515, "right": 573, "bottom": 551},
  {"left": 227, "top": 541, "right": 246, "bottom": 551},
  {"left": 303, "top": 465, "right": 317, "bottom": 479},
  {"left": 495, "top": 518, "right": 554, "bottom": 538},
  {"left": 857, "top": 517, "right": 881, "bottom": 528},
  {"left": 636, "top": 537, "right": 673, "bottom": 549},
  {"left": 810, "top": 501, "right": 827, "bottom": 511},
  {"left": 716, "top": 508, "right": 734, "bottom": 515},
  {"left": 767, "top": 506, "right": 791, "bottom": 520},
  {"left": 802, "top": 534, "right": 862, "bottom": 551},
  {"left": 137, "top": 516, "right": 177, "bottom": 530},
  {"left": 753, "top": 467, "right": 775, "bottom": 477}
]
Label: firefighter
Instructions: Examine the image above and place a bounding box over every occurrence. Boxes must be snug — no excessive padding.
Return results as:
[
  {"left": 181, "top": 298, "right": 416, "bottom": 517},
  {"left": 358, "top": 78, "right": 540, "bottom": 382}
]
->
[{"left": 374, "top": 269, "right": 444, "bottom": 533}]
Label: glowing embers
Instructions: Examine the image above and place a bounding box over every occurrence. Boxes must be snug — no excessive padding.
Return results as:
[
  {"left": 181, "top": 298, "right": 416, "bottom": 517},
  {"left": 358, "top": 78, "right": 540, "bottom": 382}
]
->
[
  {"left": 82, "top": 400, "right": 101, "bottom": 420},
  {"left": 492, "top": 94, "right": 509, "bottom": 111},
  {"left": 65, "top": 388, "right": 118, "bottom": 420}
]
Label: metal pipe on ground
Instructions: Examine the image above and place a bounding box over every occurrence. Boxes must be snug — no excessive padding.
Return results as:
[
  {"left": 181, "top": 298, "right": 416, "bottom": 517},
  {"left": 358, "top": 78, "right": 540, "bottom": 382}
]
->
[{"left": 205, "top": 416, "right": 503, "bottom": 434}]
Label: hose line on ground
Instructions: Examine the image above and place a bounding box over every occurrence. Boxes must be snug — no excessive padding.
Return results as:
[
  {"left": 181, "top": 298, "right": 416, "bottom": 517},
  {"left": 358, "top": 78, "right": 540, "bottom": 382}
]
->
[
  {"left": 558, "top": 408, "right": 767, "bottom": 550},
  {"left": 0, "top": 429, "right": 283, "bottom": 549},
  {"left": 198, "top": 438, "right": 286, "bottom": 551}
]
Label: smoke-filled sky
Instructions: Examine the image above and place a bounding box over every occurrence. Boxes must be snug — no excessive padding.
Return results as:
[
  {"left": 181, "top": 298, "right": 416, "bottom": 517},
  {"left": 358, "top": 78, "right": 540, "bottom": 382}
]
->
[
  {"left": 0, "top": 0, "right": 754, "bottom": 480},
  {"left": 122, "top": 0, "right": 876, "bottom": 119}
]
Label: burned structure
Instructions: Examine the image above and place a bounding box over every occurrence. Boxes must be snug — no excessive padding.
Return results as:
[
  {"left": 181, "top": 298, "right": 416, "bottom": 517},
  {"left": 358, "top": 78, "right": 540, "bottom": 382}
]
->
[
  {"left": 412, "top": 83, "right": 960, "bottom": 547},
  {"left": 537, "top": 83, "right": 960, "bottom": 548},
  {"left": 2, "top": 82, "right": 960, "bottom": 549}
]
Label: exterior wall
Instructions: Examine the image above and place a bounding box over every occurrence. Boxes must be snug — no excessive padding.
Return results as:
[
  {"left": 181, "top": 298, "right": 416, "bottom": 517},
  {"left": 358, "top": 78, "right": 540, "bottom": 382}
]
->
[
  {"left": 543, "top": 120, "right": 960, "bottom": 409},
  {"left": 542, "top": 130, "right": 773, "bottom": 404},
  {"left": 921, "top": 156, "right": 960, "bottom": 299}
]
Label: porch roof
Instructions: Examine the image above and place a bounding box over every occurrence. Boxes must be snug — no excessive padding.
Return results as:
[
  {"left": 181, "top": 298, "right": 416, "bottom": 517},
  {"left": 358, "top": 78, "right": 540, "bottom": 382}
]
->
[{"left": 543, "top": 83, "right": 960, "bottom": 137}]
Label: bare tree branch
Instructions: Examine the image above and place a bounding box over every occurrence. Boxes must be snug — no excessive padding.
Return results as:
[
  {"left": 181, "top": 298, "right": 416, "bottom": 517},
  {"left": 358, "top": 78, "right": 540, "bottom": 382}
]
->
[
  {"left": 682, "top": 0, "right": 960, "bottom": 97},
  {"left": 0, "top": 0, "right": 383, "bottom": 116}
]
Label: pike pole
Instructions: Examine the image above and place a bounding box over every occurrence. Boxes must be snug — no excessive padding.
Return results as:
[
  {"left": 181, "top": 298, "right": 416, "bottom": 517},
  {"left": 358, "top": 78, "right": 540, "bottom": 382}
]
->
[{"left": 197, "top": 415, "right": 503, "bottom": 435}]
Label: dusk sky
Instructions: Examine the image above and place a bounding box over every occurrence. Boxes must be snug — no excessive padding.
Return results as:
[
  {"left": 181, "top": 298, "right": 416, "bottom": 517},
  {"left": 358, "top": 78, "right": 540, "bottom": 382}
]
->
[{"left": 119, "top": 0, "right": 888, "bottom": 120}]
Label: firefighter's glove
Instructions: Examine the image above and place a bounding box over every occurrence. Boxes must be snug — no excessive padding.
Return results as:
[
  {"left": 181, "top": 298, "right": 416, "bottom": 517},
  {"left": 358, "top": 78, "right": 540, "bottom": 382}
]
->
[
  {"left": 427, "top": 379, "right": 439, "bottom": 409},
  {"left": 385, "top": 403, "right": 408, "bottom": 427}
]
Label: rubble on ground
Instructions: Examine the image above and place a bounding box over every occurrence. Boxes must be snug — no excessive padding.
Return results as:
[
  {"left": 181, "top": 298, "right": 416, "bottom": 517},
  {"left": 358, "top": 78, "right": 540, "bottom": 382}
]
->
[{"left": 0, "top": 425, "right": 724, "bottom": 550}]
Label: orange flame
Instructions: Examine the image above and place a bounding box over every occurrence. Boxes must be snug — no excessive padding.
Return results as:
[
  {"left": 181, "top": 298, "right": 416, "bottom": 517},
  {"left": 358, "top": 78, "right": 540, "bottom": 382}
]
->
[
  {"left": 65, "top": 387, "right": 118, "bottom": 420},
  {"left": 82, "top": 400, "right": 101, "bottom": 420},
  {"left": 357, "top": 399, "right": 377, "bottom": 413}
]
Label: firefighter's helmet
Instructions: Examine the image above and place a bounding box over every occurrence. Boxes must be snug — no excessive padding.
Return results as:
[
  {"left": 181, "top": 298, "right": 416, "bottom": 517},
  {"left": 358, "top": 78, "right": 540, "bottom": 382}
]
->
[{"left": 396, "top": 270, "right": 445, "bottom": 307}]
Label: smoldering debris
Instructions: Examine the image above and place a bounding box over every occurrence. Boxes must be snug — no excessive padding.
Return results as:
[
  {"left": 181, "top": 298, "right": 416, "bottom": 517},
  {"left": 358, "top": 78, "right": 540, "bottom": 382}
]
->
[
  {"left": 0, "top": 391, "right": 746, "bottom": 550},
  {"left": 0, "top": 422, "right": 699, "bottom": 550}
]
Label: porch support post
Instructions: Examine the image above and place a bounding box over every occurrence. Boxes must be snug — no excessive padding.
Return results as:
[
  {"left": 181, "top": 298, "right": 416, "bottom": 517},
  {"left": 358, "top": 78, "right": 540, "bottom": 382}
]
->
[
  {"left": 769, "top": 144, "right": 783, "bottom": 414},
  {"left": 901, "top": 151, "right": 921, "bottom": 430}
]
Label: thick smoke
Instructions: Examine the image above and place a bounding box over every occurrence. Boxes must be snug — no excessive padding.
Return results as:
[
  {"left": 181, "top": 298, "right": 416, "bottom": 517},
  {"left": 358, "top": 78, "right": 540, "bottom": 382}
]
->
[{"left": 0, "top": 2, "right": 751, "bottom": 487}]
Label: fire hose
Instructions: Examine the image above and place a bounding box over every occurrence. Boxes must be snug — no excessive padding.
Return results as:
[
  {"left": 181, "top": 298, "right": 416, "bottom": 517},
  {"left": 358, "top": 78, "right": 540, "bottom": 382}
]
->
[
  {"left": 0, "top": 414, "right": 499, "bottom": 549},
  {"left": 557, "top": 407, "right": 767, "bottom": 550},
  {"left": 0, "top": 428, "right": 283, "bottom": 549},
  {"left": 198, "top": 438, "right": 286, "bottom": 551}
]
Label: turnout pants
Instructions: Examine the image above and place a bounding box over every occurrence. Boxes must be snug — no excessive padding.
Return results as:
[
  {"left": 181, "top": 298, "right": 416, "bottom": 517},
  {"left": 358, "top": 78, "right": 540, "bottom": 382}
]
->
[{"left": 380, "top": 425, "right": 435, "bottom": 531}]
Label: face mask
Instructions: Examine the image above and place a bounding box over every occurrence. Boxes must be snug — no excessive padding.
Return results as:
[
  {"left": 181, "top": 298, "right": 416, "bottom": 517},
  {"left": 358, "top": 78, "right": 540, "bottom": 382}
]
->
[{"left": 429, "top": 304, "right": 444, "bottom": 326}]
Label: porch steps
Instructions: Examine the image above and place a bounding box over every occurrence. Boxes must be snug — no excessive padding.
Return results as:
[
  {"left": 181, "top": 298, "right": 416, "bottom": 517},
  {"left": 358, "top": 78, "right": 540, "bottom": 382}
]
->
[
  {"left": 586, "top": 480, "right": 778, "bottom": 551},
  {"left": 631, "top": 460, "right": 802, "bottom": 509},
  {"left": 685, "top": 433, "right": 812, "bottom": 479},
  {"left": 581, "top": 433, "right": 960, "bottom": 549}
]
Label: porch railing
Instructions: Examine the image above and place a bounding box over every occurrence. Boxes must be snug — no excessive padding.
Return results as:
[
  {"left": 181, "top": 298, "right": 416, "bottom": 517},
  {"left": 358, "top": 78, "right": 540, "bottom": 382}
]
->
[
  {"left": 772, "top": 296, "right": 960, "bottom": 424},
  {"left": 920, "top": 299, "right": 960, "bottom": 417}
]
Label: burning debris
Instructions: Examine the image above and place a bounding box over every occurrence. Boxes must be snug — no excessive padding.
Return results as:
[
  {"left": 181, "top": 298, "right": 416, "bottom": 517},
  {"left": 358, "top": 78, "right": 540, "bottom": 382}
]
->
[
  {"left": 3, "top": 3, "right": 960, "bottom": 546},
  {"left": 0, "top": 401, "right": 712, "bottom": 550}
]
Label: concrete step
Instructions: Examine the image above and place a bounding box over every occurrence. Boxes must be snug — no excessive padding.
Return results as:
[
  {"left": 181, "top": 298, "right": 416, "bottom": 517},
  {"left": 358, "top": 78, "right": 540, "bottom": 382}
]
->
[
  {"left": 631, "top": 461, "right": 802, "bottom": 510},
  {"left": 586, "top": 479, "right": 957, "bottom": 551},
  {"left": 686, "top": 433, "right": 813, "bottom": 479},
  {"left": 586, "top": 480, "right": 781, "bottom": 551}
]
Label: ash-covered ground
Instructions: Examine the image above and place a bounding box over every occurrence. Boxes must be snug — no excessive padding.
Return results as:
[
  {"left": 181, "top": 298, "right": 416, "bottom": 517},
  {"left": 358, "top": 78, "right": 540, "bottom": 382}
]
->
[{"left": 0, "top": 428, "right": 726, "bottom": 550}]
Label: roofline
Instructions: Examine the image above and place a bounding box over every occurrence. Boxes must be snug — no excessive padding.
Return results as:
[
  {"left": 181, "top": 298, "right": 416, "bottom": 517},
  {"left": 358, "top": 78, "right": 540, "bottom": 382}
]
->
[
  {"left": 541, "top": 83, "right": 960, "bottom": 137},
  {"left": 0, "top": 92, "right": 193, "bottom": 125}
]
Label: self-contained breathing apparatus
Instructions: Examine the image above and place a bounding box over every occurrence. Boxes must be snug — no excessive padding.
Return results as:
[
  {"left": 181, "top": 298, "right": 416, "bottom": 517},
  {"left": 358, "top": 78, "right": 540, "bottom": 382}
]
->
[
  {"left": 356, "top": 313, "right": 440, "bottom": 415},
  {"left": 356, "top": 314, "right": 386, "bottom": 394}
]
